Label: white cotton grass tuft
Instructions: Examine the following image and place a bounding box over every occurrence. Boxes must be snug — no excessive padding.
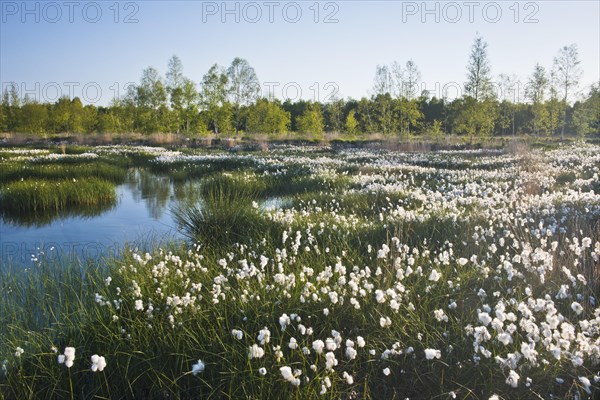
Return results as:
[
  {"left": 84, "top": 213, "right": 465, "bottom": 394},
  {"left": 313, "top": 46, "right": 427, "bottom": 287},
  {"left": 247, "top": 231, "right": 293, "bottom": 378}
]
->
[
  {"left": 578, "top": 376, "right": 591, "bottom": 394},
  {"left": 571, "top": 302, "right": 583, "bottom": 315},
  {"left": 345, "top": 346, "right": 357, "bottom": 360},
  {"left": 497, "top": 332, "right": 513, "bottom": 346},
  {"left": 312, "top": 339, "right": 325, "bottom": 354},
  {"left": 428, "top": 269, "right": 441, "bottom": 282},
  {"left": 257, "top": 327, "right": 271, "bottom": 345},
  {"left": 506, "top": 370, "right": 520, "bottom": 388},
  {"left": 379, "top": 316, "right": 392, "bottom": 328},
  {"left": 342, "top": 371, "right": 354, "bottom": 384},
  {"left": 231, "top": 329, "right": 244, "bottom": 340},
  {"left": 424, "top": 348, "right": 441, "bottom": 360},
  {"left": 279, "top": 313, "right": 291, "bottom": 330},
  {"left": 58, "top": 347, "right": 76, "bottom": 368},
  {"left": 90, "top": 355, "right": 107, "bottom": 372},
  {"left": 248, "top": 344, "right": 265, "bottom": 359},
  {"left": 280, "top": 366, "right": 300, "bottom": 386},
  {"left": 478, "top": 312, "right": 492, "bottom": 326},
  {"left": 191, "top": 359, "right": 205, "bottom": 375},
  {"left": 325, "top": 352, "right": 338, "bottom": 370}
]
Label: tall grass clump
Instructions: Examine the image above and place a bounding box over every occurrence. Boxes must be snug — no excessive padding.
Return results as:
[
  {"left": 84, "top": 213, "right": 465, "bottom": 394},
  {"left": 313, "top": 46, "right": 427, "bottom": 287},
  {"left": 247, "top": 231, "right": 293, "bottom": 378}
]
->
[
  {"left": 174, "top": 173, "right": 276, "bottom": 246},
  {"left": 0, "top": 178, "right": 116, "bottom": 215}
]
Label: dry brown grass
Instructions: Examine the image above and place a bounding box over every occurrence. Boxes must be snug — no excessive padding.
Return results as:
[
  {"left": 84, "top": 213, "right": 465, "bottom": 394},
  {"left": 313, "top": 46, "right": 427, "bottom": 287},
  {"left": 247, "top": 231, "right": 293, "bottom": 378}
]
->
[{"left": 0, "top": 132, "right": 41, "bottom": 145}]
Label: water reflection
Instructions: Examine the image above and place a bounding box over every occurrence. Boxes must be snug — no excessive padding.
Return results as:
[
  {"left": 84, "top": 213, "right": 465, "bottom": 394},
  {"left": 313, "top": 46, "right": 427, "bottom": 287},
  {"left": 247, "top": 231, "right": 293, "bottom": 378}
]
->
[
  {"left": 173, "top": 180, "right": 204, "bottom": 204},
  {"left": 126, "top": 169, "right": 173, "bottom": 219},
  {"left": 0, "top": 202, "right": 117, "bottom": 228}
]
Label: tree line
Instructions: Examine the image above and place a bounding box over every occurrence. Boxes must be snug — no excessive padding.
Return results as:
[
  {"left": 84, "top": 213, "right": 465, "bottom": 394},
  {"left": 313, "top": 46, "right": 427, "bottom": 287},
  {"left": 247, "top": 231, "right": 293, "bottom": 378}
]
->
[{"left": 1, "top": 35, "right": 598, "bottom": 138}]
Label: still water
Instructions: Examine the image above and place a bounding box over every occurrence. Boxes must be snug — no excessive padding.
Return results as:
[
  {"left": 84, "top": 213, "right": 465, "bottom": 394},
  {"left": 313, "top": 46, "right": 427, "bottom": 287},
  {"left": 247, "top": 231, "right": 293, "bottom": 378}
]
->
[{"left": 0, "top": 169, "right": 192, "bottom": 268}]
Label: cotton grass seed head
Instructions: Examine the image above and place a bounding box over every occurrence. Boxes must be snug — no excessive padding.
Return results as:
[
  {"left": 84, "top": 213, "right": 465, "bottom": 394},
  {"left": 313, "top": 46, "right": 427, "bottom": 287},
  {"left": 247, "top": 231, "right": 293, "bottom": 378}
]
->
[
  {"left": 191, "top": 359, "right": 205, "bottom": 375},
  {"left": 90, "top": 355, "right": 106, "bottom": 372}
]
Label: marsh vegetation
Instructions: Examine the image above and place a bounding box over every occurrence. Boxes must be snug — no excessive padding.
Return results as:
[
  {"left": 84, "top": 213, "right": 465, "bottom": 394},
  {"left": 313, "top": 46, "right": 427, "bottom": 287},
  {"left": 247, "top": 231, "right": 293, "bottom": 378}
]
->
[{"left": 1, "top": 142, "right": 599, "bottom": 399}]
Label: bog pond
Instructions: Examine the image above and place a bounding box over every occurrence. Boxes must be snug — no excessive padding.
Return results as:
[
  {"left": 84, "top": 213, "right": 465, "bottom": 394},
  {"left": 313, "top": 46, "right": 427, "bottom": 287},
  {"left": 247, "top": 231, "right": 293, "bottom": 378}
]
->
[
  {"left": 1, "top": 168, "right": 186, "bottom": 267},
  {"left": 0, "top": 145, "right": 293, "bottom": 268}
]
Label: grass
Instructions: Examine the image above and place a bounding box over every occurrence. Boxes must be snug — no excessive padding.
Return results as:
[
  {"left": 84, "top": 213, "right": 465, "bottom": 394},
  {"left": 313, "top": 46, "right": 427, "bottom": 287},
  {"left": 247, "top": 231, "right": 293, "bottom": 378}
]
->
[
  {"left": 0, "top": 162, "right": 128, "bottom": 185},
  {"left": 0, "top": 178, "right": 116, "bottom": 215},
  {"left": 1, "top": 143, "right": 599, "bottom": 399},
  {"left": 173, "top": 173, "right": 276, "bottom": 246}
]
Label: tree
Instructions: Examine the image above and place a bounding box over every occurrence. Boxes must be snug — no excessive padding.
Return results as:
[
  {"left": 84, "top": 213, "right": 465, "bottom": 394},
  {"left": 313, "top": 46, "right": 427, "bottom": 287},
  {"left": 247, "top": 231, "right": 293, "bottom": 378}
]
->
[
  {"left": 120, "top": 87, "right": 138, "bottom": 133},
  {"left": 164, "top": 56, "right": 200, "bottom": 134},
  {"left": 371, "top": 66, "right": 395, "bottom": 134},
  {"left": 357, "top": 97, "right": 377, "bottom": 133},
  {"left": 372, "top": 93, "right": 396, "bottom": 134},
  {"left": 166, "top": 55, "right": 185, "bottom": 92},
  {"left": 526, "top": 64, "right": 549, "bottom": 136},
  {"left": 457, "top": 34, "right": 496, "bottom": 138},
  {"left": 200, "top": 64, "right": 231, "bottom": 134},
  {"left": 165, "top": 55, "right": 185, "bottom": 132},
  {"left": 99, "top": 98, "right": 135, "bottom": 133},
  {"left": 247, "top": 98, "right": 290, "bottom": 134},
  {"left": 227, "top": 58, "right": 260, "bottom": 133},
  {"left": 397, "top": 98, "right": 423, "bottom": 135},
  {"left": 136, "top": 67, "right": 168, "bottom": 132},
  {"left": 391, "top": 60, "right": 422, "bottom": 135},
  {"left": 325, "top": 98, "right": 344, "bottom": 132},
  {"left": 552, "top": 44, "right": 583, "bottom": 137},
  {"left": 281, "top": 99, "right": 308, "bottom": 132},
  {"left": 179, "top": 79, "right": 201, "bottom": 134},
  {"left": 420, "top": 96, "right": 446, "bottom": 134},
  {"left": 296, "top": 102, "right": 324, "bottom": 135},
  {"left": 571, "top": 83, "right": 599, "bottom": 136},
  {"left": 49, "top": 97, "right": 72, "bottom": 133},
  {"left": 402, "top": 60, "right": 421, "bottom": 100},
  {"left": 391, "top": 61, "right": 404, "bottom": 99},
  {"left": 5, "top": 84, "right": 20, "bottom": 132},
  {"left": 465, "top": 34, "right": 493, "bottom": 101},
  {"left": 373, "top": 65, "right": 393, "bottom": 96},
  {"left": 497, "top": 73, "right": 521, "bottom": 136},
  {"left": 0, "top": 89, "right": 7, "bottom": 132},
  {"left": 69, "top": 97, "right": 84, "bottom": 133},
  {"left": 546, "top": 81, "right": 563, "bottom": 136},
  {"left": 18, "top": 96, "right": 49, "bottom": 134},
  {"left": 451, "top": 97, "right": 497, "bottom": 139},
  {"left": 81, "top": 104, "right": 98, "bottom": 133},
  {"left": 345, "top": 109, "right": 358, "bottom": 134}
]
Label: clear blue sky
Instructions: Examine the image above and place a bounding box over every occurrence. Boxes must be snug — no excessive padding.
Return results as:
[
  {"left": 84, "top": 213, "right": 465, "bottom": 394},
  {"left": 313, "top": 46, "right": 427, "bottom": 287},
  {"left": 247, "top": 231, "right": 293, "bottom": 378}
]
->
[{"left": 1, "top": 0, "right": 598, "bottom": 105}]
